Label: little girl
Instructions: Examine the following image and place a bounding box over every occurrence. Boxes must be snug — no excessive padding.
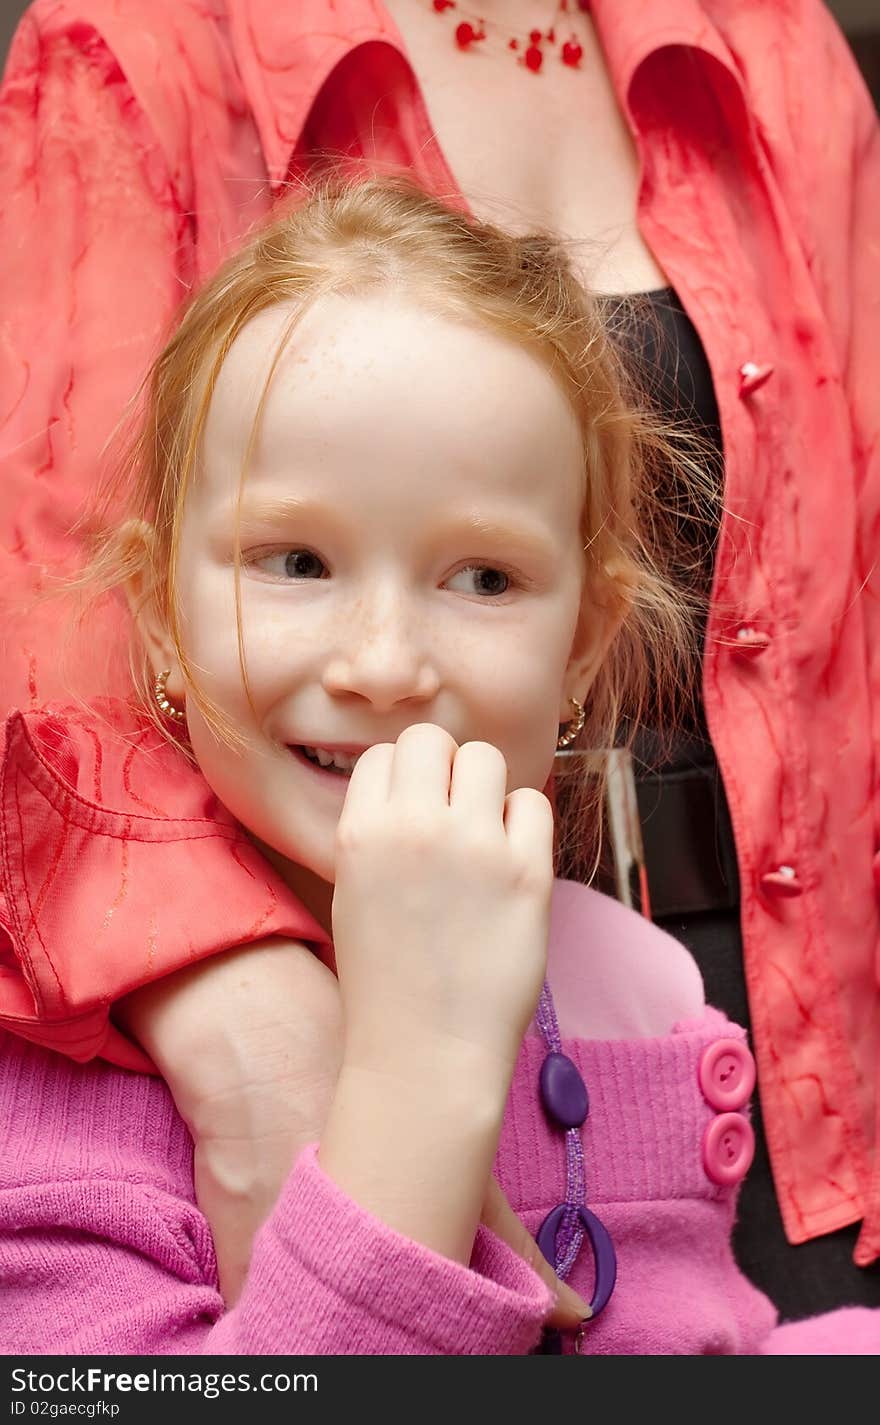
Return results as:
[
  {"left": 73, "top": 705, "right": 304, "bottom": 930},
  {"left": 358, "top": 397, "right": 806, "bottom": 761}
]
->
[{"left": 0, "top": 174, "right": 875, "bottom": 1354}]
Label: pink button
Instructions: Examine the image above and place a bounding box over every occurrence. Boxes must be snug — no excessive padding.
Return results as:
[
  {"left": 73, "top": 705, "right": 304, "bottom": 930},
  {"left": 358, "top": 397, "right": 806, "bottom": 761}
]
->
[
  {"left": 698, "top": 1039, "right": 756, "bottom": 1112},
  {"left": 760, "top": 866, "right": 803, "bottom": 897},
  {"left": 732, "top": 626, "right": 770, "bottom": 656},
  {"left": 701, "top": 1112, "right": 755, "bottom": 1186}
]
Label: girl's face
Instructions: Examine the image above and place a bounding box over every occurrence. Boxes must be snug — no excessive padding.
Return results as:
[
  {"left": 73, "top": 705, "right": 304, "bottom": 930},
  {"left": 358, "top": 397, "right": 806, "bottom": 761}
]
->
[{"left": 150, "top": 293, "right": 608, "bottom": 931}]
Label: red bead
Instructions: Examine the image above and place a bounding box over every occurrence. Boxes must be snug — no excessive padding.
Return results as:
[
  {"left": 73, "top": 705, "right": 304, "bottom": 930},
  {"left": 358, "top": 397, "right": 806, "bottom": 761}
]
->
[
  {"left": 455, "top": 21, "right": 475, "bottom": 48},
  {"left": 529, "top": 29, "right": 543, "bottom": 44},
  {"left": 562, "top": 38, "right": 583, "bottom": 66},
  {"left": 509, "top": 37, "right": 519, "bottom": 49},
  {"left": 432, "top": 0, "right": 456, "bottom": 11},
  {"left": 525, "top": 43, "right": 543, "bottom": 71},
  {"left": 547, "top": 27, "right": 556, "bottom": 43}
]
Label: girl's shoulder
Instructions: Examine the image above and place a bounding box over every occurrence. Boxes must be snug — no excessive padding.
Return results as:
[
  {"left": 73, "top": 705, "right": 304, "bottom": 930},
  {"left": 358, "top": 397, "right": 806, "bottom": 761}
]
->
[
  {"left": 0, "top": 702, "right": 330, "bottom": 1070},
  {"left": 546, "top": 878, "right": 706, "bottom": 1041},
  {"left": 0, "top": 698, "right": 221, "bottom": 822}
]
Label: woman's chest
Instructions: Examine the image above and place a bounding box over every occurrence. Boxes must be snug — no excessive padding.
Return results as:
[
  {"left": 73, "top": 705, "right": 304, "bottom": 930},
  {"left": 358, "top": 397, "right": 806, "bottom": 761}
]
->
[{"left": 381, "top": 2, "right": 668, "bottom": 293}]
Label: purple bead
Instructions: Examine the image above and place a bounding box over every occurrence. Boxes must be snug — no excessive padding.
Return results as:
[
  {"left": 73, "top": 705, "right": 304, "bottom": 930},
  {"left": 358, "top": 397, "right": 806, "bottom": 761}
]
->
[
  {"left": 536, "top": 1204, "right": 617, "bottom": 1320},
  {"left": 540, "top": 1051, "right": 589, "bottom": 1128}
]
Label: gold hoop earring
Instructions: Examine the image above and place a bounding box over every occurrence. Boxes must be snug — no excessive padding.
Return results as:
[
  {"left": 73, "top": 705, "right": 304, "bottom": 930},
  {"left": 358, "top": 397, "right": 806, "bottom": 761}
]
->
[
  {"left": 556, "top": 697, "right": 585, "bottom": 750},
  {"left": 153, "top": 668, "right": 186, "bottom": 724}
]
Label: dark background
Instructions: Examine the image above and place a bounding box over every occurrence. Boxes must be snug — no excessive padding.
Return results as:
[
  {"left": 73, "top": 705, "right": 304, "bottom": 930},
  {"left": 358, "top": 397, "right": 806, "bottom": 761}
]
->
[{"left": 2, "top": 0, "right": 879, "bottom": 105}]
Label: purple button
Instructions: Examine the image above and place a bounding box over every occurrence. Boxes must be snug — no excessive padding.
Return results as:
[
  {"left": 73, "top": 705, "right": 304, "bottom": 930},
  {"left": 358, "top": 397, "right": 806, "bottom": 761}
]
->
[
  {"left": 701, "top": 1112, "right": 755, "bottom": 1186},
  {"left": 698, "top": 1039, "right": 756, "bottom": 1112}
]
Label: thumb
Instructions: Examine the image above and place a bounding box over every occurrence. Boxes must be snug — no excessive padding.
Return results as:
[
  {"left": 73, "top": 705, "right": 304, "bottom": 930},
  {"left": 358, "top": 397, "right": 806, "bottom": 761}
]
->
[{"left": 480, "top": 1175, "right": 591, "bottom": 1330}]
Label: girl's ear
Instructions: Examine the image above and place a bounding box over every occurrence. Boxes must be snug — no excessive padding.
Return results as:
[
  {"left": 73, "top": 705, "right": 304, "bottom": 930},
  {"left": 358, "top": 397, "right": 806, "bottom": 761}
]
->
[{"left": 120, "top": 519, "right": 185, "bottom": 703}]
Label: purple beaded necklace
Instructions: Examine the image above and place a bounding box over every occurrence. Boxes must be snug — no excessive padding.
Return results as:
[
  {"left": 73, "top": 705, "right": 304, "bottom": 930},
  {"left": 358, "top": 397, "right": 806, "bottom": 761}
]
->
[{"left": 532, "top": 977, "right": 617, "bottom": 1353}]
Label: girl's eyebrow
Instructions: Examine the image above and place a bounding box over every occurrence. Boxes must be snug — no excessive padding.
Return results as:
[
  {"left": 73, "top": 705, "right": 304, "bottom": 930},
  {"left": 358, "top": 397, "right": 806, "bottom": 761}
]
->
[
  {"left": 435, "top": 513, "right": 557, "bottom": 562},
  {"left": 231, "top": 496, "right": 556, "bottom": 560},
  {"left": 231, "top": 494, "right": 323, "bottom": 527}
]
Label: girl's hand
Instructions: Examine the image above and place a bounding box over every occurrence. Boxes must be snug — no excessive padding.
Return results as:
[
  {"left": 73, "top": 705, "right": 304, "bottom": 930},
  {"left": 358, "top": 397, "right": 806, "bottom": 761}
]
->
[
  {"left": 332, "top": 723, "right": 555, "bottom": 1084},
  {"left": 322, "top": 722, "right": 588, "bottom": 1316}
]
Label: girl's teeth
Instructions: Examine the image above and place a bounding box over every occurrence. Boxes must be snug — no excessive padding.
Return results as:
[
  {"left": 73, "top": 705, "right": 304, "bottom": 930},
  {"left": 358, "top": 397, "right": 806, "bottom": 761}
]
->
[{"left": 302, "top": 745, "right": 358, "bottom": 774}]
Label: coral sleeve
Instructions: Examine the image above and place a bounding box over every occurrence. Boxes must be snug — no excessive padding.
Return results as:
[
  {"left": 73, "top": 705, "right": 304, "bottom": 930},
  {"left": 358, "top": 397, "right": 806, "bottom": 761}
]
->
[
  {"left": 798, "top": 7, "right": 880, "bottom": 1271},
  {"left": 0, "top": 704, "right": 332, "bottom": 1072},
  {"left": 839, "top": 24, "right": 880, "bottom": 1276},
  {"left": 0, "top": 5, "right": 195, "bottom": 713}
]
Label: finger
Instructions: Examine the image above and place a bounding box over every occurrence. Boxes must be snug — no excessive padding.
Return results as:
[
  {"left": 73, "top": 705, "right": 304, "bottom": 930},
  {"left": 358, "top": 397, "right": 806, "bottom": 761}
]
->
[
  {"left": 388, "top": 722, "right": 458, "bottom": 813},
  {"left": 502, "top": 785, "right": 556, "bottom": 866},
  {"left": 448, "top": 741, "right": 509, "bottom": 825},
  {"left": 480, "top": 1176, "right": 590, "bottom": 1330},
  {"left": 338, "top": 741, "right": 393, "bottom": 824}
]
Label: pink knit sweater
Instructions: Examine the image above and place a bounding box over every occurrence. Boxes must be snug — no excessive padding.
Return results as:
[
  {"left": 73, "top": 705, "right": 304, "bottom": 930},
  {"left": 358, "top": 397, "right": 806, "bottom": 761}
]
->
[{"left": 1, "top": 1012, "right": 877, "bottom": 1354}]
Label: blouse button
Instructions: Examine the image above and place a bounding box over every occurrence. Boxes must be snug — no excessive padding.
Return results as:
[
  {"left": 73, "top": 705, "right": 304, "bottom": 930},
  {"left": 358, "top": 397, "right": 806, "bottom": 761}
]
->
[
  {"left": 760, "top": 865, "right": 804, "bottom": 897},
  {"left": 732, "top": 625, "right": 771, "bottom": 656},
  {"left": 738, "top": 361, "right": 775, "bottom": 396},
  {"left": 698, "top": 1039, "right": 756, "bottom": 1112},
  {"left": 701, "top": 1112, "right": 755, "bottom": 1186}
]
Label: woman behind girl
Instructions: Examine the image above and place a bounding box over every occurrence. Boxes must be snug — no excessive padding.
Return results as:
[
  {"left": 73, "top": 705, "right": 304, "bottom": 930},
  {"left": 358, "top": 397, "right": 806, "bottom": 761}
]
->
[{"left": 0, "top": 175, "right": 875, "bottom": 1353}]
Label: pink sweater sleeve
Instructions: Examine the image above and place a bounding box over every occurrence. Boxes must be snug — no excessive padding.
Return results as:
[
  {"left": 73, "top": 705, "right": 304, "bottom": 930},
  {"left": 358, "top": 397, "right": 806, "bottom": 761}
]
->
[
  {"left": 209, "top": 1144, "right": 553, "bottom": 1355},
  {"left": 1, "top": 1139, "right": 552, "bottom": 1356}
]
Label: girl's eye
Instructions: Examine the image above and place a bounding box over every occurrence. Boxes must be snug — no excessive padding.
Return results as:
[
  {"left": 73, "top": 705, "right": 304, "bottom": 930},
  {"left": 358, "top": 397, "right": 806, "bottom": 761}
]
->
[
  {"left": 250, "top": 549, "right": 327, "bottom": 580},
  {"left": 247, "top": 552, "right": 511, "bottom": 597},
  {"left": 446, "top": 565, "right": 511, "bottom": 597}
]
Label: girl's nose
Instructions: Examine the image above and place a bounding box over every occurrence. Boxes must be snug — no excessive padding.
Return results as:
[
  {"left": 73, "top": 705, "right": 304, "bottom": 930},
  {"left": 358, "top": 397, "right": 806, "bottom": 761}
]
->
[{"left": 320, "top": 593, "right": 441, "bottom": 711}]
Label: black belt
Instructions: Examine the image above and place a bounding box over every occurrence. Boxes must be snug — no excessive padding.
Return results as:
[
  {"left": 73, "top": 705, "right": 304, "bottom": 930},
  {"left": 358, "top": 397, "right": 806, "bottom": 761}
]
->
[
  {"left": 634, "top": 759, "right": 740, "bottom": 919},
  {"left": 581, "top": 737, "right": 741, "bottom": 921}
]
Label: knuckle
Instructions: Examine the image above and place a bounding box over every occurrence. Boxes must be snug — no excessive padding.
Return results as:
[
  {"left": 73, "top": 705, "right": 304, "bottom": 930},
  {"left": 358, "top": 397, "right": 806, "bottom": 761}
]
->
[
  {"left": 459, "top": 739, "right": 506, "bottom": 765},
  {"left": 510, "top": 785, "right": 555, "bottom": 833},
  {"left": 357, "top": 741, "right": 393, "bottom": 767},
  {"left": 397, "top": 722, "right": 455, "bottom": 750}
]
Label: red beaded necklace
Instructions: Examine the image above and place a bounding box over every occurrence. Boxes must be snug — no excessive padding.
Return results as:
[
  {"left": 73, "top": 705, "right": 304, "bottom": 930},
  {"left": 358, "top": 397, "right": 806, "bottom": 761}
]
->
[{"left": 430, "top": 0, "right": 591, "bottom": 74}]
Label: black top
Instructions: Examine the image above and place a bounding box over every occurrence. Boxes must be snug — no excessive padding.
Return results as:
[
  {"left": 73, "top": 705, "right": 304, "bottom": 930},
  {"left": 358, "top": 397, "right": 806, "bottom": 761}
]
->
[
  {"left": 601, "top": 286, "right": 723, "bottom": 748},
  {"left": 599, "top": 287, "right": 880, "bottom": 1319}
]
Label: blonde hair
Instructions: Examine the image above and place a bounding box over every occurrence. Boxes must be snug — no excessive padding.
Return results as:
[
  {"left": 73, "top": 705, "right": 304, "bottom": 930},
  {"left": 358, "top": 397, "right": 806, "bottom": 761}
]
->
[{"left": 64, "top": 171, "right": 718, "bottom": 877}]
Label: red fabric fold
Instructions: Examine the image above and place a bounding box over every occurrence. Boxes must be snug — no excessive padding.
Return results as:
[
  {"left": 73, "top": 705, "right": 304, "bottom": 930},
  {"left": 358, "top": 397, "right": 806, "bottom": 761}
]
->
[{"left": 0, "top": 702, "right": 332, "bottom": 1072}]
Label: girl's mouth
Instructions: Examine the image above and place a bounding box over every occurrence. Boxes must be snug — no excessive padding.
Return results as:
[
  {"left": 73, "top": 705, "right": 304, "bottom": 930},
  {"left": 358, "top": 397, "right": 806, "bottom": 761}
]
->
[{"left": 288, "top": 744, "right": 355, "bottom": 784}]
